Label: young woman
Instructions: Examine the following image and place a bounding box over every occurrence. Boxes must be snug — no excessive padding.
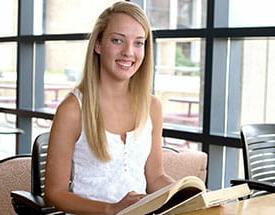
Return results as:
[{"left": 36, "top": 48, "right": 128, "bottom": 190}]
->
[{"left": 45, "top": 1, "right": 174, "bottom": 214}]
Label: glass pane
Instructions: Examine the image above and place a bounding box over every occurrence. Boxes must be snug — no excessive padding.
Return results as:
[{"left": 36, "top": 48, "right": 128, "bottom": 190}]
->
[
  {"left": 0, "top": 113, "right": 17, "bottom": 159},
  {"left": 145, "top": 0, "right": 206, "bottom": 30},
  {"left": 211, "top": 37, "right": 275, "bottom": 137},
  {"left": 229, "top": 0, "right": 275, "bottom": 27},
  {"left": 163, "top": 137, "right": 202, "bottom": 151},
  {"left": 0, "top": 0, "right": 17, "bottom": 36},
  {"left": 237, "top": 149, "right": 244, "bottom": 178},
  {"left": 154, "top": 38, "right": 205, "bottom": 131},
  {"left": 0, "top": 42, "right": 17, "bottom": 109},
  {"left": 240, "top": 38, "right": 275, "bottom": 124},
  {"left": 41, "top": 40, "right": 88, "bottom": 110},
  {"left": 44, "top": 0, "right": 121, "bottom": 34}
]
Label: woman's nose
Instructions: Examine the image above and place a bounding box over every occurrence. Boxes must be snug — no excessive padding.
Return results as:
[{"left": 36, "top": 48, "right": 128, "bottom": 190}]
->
[{"left": 121, "top": 42, "right": 134, "bottom": 57}]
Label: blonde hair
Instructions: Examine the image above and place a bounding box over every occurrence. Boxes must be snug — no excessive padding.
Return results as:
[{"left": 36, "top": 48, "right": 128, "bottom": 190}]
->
[{"left": 78, "top": 1, "right": 153, "bottom": 161}]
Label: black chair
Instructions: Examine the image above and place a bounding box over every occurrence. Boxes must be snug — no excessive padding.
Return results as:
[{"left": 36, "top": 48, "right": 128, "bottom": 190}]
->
[
  {"left": 231, "top": 124, "right": 275, "bottom": 197},
  {"left": 10, "top": 132, "right": 64, "bottom": 214}
]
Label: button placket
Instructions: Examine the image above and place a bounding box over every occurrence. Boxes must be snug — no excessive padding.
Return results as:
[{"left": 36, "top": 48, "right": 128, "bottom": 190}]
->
[{"left": 123, "top": 144, "right": 128, "bottom": 173}]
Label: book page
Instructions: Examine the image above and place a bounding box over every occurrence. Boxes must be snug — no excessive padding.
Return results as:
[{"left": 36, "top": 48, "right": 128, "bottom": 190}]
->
[
  {"left": 152, "top": 186, "right": 203, "bottom": 214},
  {"left": 203, "top": 183, "right": 251, "bottom": 206},
  {"left": 160, "top": 192, "right": 206, "bottom": 215}
]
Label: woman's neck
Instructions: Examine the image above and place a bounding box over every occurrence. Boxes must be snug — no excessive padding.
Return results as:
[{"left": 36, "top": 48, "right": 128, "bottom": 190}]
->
[{"left": 99, "top": 80, "right": 130, "bottom": 100}]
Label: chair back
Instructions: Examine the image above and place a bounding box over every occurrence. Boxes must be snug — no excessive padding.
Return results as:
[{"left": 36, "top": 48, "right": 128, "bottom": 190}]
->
[
  {"left": 32, "top": 132, "right": 50, "bottom": 197},
  {"left": 0, "top": 155, "right": 31, "bottom": 214},
  {"left": 162, "top": 146, "right": 207, "bottom": 182},
  {"left": 241, "top": 124, "right": 275, "bottom": 196},
  {"left": 10, "top": 133, "right": 63, "bottom": 214}
]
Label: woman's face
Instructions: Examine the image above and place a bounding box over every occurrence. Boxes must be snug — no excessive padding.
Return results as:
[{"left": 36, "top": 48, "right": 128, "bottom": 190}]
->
[{"left": 95, "top": 13, "right": 146, "bottom": 82}]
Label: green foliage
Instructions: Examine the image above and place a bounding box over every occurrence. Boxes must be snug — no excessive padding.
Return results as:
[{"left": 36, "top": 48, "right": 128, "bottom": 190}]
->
[{"left": 175, "top": 46, "right": 195, "bottom": 67}]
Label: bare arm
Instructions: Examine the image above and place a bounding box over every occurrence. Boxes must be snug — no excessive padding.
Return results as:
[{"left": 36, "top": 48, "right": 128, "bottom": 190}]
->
[
  {"left": 145, "top": 96, "right": 175, "bottom": 194},
  {"left": 45, "top": 94, "right": 142, "bottom": 215}
]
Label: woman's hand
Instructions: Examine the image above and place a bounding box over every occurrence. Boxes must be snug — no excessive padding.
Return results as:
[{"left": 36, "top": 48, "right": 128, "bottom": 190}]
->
[{"left": 110, "top": 191, "right": 146, "bottom": 214}]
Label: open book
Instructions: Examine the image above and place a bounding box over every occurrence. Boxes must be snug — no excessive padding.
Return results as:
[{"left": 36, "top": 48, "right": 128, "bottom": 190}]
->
[{"left": 117, "top": 176, "right": 251, "bottom": 215}]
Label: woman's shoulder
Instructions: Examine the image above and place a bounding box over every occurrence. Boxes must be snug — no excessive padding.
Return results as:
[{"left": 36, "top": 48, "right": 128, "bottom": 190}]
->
[
  {"left": 55, "top": 93, "right": 81, "bottom": 121},
  {"left": 149, "top": 95, "right": 162, "bottom": 122},
  {"left": 150, "top": 95, "right": 162, "bottom": 111},
  {"left": 50, "top": 93, "right": 82, "bottom": 144}
]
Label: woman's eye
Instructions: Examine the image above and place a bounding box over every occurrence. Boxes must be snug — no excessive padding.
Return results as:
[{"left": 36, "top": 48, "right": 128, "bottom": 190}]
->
[
  {"left": 135, "top": 41, "right": 145, "bottom": 48},
  {"left": 111, "top": 38, "right": 123, "bottom": 44}
]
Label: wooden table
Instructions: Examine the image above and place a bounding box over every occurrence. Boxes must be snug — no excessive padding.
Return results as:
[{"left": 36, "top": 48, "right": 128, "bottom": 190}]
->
[
  {"left": 0, "top": 83, "right": 72, "bottom": 102},
  {"left": 181, "top": 193, "right": 275, "bottom": 215},
  {"left": 0, "top": 83, "right": 72, "bottom": 108},
  {"left": 169, "top": 97, "right": 199, "bottom": 116}
]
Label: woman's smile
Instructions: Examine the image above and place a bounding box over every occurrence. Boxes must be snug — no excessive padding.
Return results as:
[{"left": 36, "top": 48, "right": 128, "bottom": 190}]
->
[{"left": 116, "top": 59, "right": 135, "bottom": 69}]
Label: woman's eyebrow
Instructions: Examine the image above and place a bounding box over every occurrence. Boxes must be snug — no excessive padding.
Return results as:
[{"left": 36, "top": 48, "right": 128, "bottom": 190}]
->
[{"left": 110, "top": 32, "right": 145, "bottom": 39}]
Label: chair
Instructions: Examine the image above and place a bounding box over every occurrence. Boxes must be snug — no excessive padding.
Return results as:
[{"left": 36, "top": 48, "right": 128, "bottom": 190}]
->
[
  {"left": 0, "top": 155, "right": 31, "bottom": 215},
  {"left": 231, "top": 124, "right": 275, "bottom": 197},
  {"left": 10, "top": 132, "right": 63, "bottom": 214},
  {"left": 162, "top": 146, "right": 208, "bottom": 182}
]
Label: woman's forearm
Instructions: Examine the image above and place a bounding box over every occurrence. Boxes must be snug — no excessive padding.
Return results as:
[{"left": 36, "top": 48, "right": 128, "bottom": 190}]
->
[
  {"left": 45, "top": 191, "right": 116, "bottom": 215},
  {"left": 147, "top": 174, "right": 175, "bottom": 194}
]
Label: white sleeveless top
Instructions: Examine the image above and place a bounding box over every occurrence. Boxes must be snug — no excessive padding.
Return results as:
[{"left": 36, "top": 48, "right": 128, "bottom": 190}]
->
[{"left": 69, "top": 89, "right": 152, "bottom": 203}]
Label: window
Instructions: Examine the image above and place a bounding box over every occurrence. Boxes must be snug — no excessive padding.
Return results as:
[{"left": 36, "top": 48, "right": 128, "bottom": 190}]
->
[
  {"left": 44, "top": 0, "right": 119, "bottom": 34},
  {"left": 0, "top": 0, "right": 17, "bottom": 36},
  {"left": 40, "top": 40, "right": 88, "bottom": 110},
  {"left": 146, "top": 0, "right": 206, "bottom": 29},
  {"left": 154, "top": 38, "right": 205, "bottom": 131},
  {"left": 0, "top": 0, "right": 120, "bottom": 159},
  {"left": 211, "top": 37, "right": 275, "bottom": 137},
  {"left": 0, "top": 42, "right": 17, "bottom": 109},
  {"left": 138, "top": 0, "right": 275, "bottom": 189},
  {"left": 229, "top": 0, "right": 275, "bottom": 27},
  {"left": 240, "top": 38, "right": 275, "bottom": 124},
  {"left": 1, "top": 0, "right": 275, "bottom": 189},
  {"left": 142, "top": 0, "right": 207, "bottom": 152},
  {"left": 0, "top": 115, "right": 16, "bottom": 158}
]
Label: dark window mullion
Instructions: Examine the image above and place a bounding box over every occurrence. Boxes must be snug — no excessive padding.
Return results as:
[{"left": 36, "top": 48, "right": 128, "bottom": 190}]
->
[{"left": 16, "top": 0, "right": 35, "bottom": 154}]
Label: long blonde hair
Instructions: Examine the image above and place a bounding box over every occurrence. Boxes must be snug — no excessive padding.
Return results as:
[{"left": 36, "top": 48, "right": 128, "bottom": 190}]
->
[{"left": 78, "top": 1, "right": 153, "bottom": 161}]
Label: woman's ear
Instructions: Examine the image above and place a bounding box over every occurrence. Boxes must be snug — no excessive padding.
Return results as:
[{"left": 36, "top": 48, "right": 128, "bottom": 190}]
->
[{"left": 94, "top": 40, "right": 101, "bottom": 54}]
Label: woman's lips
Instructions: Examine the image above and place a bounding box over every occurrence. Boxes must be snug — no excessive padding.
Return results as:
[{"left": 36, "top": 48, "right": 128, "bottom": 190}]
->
[{"left": 116, "top": 59, "right": 134, "bottom": 68}]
